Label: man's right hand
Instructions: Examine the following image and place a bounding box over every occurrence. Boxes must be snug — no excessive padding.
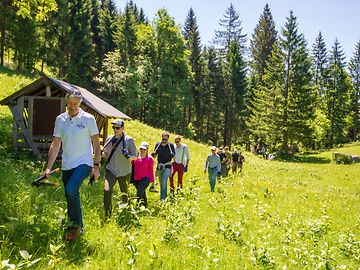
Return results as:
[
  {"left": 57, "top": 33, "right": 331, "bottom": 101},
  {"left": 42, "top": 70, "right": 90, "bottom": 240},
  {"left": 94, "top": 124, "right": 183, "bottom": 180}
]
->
[{"left": 44, "top": 168, "right": 51, "bottom": 179}]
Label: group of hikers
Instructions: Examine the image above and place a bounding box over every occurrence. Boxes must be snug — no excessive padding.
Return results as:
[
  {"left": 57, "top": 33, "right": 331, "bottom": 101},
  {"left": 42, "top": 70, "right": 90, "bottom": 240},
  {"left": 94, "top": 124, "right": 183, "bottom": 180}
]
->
[
  {"left": 43, "top": 90, "right": 244, "bottom": 240},
  {"left": 204, "top": 146, "right": 245, "bottom": 192}
]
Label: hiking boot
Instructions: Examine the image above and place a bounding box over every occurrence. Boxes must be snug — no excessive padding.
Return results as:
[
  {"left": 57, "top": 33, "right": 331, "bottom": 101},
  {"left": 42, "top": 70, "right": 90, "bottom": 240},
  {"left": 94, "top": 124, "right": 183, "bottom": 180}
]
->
[{"left": 64, "top": 226, "right": 81, "bottom": 241}]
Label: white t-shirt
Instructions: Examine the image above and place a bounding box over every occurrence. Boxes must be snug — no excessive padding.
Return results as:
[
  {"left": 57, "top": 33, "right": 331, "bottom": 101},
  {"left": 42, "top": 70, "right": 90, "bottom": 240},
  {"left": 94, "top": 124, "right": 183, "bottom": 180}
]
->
[
  {"left": 173, "top": 143, "right": 190, "bottom": 166},
  {"left": 53, "top": 108, "right": 99, "bottom": 170}
]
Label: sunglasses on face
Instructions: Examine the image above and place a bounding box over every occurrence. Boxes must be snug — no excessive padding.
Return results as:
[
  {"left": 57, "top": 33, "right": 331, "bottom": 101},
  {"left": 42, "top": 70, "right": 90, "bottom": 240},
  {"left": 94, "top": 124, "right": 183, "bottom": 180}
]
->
[{"left": 112, "top": 126, "right": 121, "bottom": 130}]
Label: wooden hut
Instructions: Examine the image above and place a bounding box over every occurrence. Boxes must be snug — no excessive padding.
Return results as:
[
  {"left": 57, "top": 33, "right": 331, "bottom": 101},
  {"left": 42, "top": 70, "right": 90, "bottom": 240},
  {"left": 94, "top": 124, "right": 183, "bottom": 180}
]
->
[{"left": 0, "top": 76, "right": 131, "bottom": 157}]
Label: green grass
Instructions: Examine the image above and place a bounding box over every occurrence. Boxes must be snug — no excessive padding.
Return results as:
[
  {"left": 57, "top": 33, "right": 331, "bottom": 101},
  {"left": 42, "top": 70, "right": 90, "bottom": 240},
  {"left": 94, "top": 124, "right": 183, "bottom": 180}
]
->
[{"left": 0, "top": 69, "right": 359, "bottom": 269}]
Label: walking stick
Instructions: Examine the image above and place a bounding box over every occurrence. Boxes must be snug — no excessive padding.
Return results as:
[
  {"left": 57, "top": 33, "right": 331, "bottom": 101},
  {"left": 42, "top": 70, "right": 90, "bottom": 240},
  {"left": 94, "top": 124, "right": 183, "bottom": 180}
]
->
[{"left": 32, "top": 168, "right": 61, "bottom": 187}]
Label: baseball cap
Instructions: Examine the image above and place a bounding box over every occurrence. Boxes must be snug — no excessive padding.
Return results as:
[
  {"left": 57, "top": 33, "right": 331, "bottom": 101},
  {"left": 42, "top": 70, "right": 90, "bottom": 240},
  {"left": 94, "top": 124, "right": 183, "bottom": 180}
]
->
[
  {"left": 139, "top": 141, "right": 149, "bottom": 150},
  {"left": 211, "top": 146, "right": 216, "bottom": 151},
  {"left": 111, "top": 118, "right": 124, "bottom": 127}
]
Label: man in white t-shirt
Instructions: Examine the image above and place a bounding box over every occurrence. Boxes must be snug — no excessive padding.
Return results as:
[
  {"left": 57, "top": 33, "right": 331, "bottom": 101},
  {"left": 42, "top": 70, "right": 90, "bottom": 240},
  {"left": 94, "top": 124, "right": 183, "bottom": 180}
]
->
[
  {"left": 44, "top": 90, "right": 101, "bottom": 240},
  {"left": 169, "top": 135, "right": 190, "bottom": 193}
]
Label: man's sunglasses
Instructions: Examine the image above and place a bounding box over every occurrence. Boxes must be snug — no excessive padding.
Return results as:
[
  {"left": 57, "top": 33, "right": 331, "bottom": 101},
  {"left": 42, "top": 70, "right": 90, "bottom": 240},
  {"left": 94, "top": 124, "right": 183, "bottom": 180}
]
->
[{"left": 112, "top": 126, "right": 121, "bottom": 130}]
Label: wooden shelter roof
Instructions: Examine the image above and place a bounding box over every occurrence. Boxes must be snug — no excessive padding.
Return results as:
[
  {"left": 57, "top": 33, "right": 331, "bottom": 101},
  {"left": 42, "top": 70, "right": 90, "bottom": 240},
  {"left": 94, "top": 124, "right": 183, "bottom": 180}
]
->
[{"left": 0, "top": 76, "right": 131, "bottom": 119}]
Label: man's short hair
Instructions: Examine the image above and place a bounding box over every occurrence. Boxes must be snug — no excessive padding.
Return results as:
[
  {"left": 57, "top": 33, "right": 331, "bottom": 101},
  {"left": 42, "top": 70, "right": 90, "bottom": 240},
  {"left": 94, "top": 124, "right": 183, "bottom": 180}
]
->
[
  {"left": 162, "top": 131, "right": 170, "bottom": 138},
  {"left": 65, "top": 90, "right": 83, "bottom": 102}
]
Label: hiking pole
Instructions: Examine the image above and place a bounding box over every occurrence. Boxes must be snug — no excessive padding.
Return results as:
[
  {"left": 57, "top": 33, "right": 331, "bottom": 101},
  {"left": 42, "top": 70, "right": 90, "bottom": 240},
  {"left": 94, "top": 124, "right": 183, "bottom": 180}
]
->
[
  {"left": 32, "top": 168, "right": 61, "bottom": 187},
  {"left": 88, "top": 174, "right": 95, "bottom": 186}
]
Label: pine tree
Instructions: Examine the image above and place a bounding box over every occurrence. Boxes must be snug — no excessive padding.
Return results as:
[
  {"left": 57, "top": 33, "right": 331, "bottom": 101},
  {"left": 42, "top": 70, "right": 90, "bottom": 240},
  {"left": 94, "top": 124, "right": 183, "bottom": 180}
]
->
[
  {"left": 311, "top": 31, "right": 328, "bottom": 99},
  {"left": 325, "top": 39, "right": 352, "bottom": 146},
  {"left": 349, "top": 41, "right": 360, "bottom": 141},
  {"left": 183, "top": 7, "right": 204, "bottom": 137},
  {"left": 250, "top": 3, "right": 277, "bottom": 82}
]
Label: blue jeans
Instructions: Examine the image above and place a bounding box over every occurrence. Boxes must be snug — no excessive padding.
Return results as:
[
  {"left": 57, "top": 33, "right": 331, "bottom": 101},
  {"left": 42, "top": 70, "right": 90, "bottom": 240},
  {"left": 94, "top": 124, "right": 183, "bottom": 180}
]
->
[
  {"left": 62, "top": 164, "right": 92, "bottom": 228},
  {"left": 133, "top": 177, "right": 150, "bottom": 207},
  {"left": 208, "top": 167, "right": 218, "bottom": 192},
  {"left": 158, "top": 167, "right": 171, "bottom": 200}
]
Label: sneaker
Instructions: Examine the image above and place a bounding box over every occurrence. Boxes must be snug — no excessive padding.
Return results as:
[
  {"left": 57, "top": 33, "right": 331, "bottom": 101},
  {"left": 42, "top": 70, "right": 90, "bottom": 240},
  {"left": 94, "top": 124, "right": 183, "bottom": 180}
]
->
[{"left": 64, "top": 226, "right": 81, "bottom": 241}]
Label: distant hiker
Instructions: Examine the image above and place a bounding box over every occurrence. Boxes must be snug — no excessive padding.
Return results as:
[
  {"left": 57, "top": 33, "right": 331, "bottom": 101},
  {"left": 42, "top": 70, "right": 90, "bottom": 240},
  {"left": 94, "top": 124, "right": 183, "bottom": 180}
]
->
[
  {"left": 151, "top": 131, "right": 175, "bottom": 200},
  {"left": 238, "top": 151, "right": 245, "bottom": 172},
  {"left": 44, "top": 90, "right": 101, "bottom": 240},
  {"left": 231, "top": 147, "right": 240, "bottom": 174},
  {"left": 217, "top": 147, "right": 227, "bottom": 179},
  {"left": 169, "top": 135, "right": 190, "bottom": 193},
  {"left": 132, "top": 142, "right": 154, "bottom": 207},
  {"left": 102, "top": 119, "right": 137, "bottom": 218},
  {"left": 224, "top": 146, "right": 231, "bottom": 177},
  {"left": 204, "top": 146, "right": 221, "bottom": 192}
]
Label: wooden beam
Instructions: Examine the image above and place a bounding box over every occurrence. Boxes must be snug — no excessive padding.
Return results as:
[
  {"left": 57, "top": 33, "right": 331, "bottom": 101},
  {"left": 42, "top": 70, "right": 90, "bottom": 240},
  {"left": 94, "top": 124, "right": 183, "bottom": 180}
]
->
[
  {"left": 12, "top": 119, "right": 18, "bottom": 150},
  {"left": 28, "top": 96, "right": 34, "bottom": 135},
  {"left": 60, "top": 97, "right": 66, "bottom": 113},
  {"left": 45, "top": 85, "right": 51, "bottom": 97},
  {"left": 9, "top": 105, "right": 41, "bottom": 157},
  {"left": 103, "top": 117, "right": 108, "bottom": 146}
]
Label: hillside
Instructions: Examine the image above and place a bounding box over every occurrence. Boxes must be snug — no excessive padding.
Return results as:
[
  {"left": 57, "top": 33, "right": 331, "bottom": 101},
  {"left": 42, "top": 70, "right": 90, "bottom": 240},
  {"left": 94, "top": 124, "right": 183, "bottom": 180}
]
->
[{"left": 0, "top": 69, "right": 359, "bottom": 269}]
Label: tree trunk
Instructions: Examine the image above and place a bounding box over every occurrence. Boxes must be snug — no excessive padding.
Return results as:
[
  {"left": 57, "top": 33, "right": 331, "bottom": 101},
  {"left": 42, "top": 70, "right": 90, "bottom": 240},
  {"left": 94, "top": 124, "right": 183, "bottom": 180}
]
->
[{"left": 0, "top": 28, "right": 4, "bottom": 66}]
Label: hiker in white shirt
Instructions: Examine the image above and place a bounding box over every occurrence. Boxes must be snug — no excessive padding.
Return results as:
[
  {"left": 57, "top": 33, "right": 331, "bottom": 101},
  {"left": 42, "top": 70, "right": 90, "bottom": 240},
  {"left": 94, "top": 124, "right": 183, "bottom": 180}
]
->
[{"left": 169, "top": 135, "right": 190, "bottom": 193}]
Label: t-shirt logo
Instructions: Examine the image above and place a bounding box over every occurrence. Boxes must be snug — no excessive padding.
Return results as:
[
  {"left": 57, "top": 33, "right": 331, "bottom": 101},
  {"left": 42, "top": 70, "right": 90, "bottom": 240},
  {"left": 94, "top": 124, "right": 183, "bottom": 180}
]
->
[{"left": 77, "top": 122, "right": 85, "bottom": 129}]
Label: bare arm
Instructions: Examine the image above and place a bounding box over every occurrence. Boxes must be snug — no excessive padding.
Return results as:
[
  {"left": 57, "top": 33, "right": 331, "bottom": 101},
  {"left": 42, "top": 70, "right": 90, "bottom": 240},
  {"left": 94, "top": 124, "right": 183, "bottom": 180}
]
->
[
  {"left": 92, "top": 134, "right": 101, "bottom": 180},
  {"left": 45, "top": 137, "right": 61, "bottom": 177}
]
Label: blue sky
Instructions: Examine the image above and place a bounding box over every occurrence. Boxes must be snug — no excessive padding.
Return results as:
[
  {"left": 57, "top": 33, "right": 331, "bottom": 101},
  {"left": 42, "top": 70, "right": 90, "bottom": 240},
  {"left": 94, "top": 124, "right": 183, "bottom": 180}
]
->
[{"left": 115, "top": 0, "right": 359, "bottom": 62}]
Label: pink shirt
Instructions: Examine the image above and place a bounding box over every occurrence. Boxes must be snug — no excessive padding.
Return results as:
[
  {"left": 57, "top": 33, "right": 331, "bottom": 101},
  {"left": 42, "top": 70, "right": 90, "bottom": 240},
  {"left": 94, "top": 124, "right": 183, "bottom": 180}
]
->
[{"left": 133, "top": 155, "right": 154, "bottom": 182}]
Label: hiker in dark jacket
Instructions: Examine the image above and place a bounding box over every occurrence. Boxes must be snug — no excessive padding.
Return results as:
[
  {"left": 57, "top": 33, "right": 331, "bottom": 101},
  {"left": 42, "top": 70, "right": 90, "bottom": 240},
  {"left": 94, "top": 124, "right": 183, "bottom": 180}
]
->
[{"left": 151, "top": 131, "right": 175, "bottom": 200}]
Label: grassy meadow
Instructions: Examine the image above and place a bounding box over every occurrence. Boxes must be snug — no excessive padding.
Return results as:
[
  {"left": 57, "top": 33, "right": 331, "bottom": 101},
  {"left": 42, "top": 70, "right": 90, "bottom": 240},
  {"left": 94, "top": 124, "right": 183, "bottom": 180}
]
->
[{"left": 0, "top": 69, "right": 359, "bottom": 269}]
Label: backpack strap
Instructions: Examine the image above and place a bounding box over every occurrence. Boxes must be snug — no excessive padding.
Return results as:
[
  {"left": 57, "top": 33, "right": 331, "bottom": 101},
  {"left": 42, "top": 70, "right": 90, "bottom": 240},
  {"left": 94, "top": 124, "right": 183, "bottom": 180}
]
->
[{"left": 106, "top": 133, "right": 124, "bottom": 165}]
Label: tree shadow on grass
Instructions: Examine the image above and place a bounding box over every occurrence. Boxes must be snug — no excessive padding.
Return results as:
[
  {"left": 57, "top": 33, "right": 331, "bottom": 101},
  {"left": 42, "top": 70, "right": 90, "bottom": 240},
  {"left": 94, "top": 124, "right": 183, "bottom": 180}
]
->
[{"left": 277, "top": 154, "right": 331, "bottom": 164}]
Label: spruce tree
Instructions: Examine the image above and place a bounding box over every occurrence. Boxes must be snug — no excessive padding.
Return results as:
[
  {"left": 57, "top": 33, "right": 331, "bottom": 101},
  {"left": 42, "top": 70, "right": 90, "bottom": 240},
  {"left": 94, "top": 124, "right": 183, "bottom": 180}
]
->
[
  {"left": 0, "top": 0, "right": 14, "bottom": 66},
  {"left": 214, "top": 3, "right": 246, "bottom": 54},
  {"left": 183, "top": 7, "right": 204, "bottom": 138},
  {"left": 152, "top": 8, "right": 190, "bottom": 132},
  {"left": 250, "top": 3, "right": 277, "bottom": 82},
  {"left": 311, "top": 31, "right": 328, "bottom": 99},
  {"left": 223, "top": 39, "right": 248, "bottom": 146},
  {"left": 118, "top": 1, "right": 138, "bottom": 67},
  {"left": 203, "top": 46, "right": 225, "bottom": 145},
  {"left": 98, "top": 0, "right": 118, "bottom": 65},
  {"left": 66, "top": 0, "right": 96, "bottom": 86},
  {"left": 349, "top": 41, "right": 360, "bottom": 141},
  {"left": 247, "top": 3, "right": 277, "bottom": 146},
  {"left": 91, "top": 0, "right": 101, "bottom": 69},
  {"left": 251, "top": 11, "right": 315, "bottom": 152},
  {"left": 325, "top": 39, "right": 352, "bottom": 146}
]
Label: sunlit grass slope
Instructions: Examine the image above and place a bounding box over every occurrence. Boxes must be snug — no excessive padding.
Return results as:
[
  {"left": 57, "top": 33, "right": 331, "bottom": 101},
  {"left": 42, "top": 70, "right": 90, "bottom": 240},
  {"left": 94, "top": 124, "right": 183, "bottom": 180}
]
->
[{"left": 0, "top": 70, "right": 359, "bottom": 269}]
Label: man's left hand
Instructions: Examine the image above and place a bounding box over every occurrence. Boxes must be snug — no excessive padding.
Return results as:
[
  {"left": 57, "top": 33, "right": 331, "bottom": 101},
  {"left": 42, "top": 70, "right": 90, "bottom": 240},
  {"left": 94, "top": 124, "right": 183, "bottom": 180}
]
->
[{"left": 92, "top": 166, "right": 100, "bottom": 180}]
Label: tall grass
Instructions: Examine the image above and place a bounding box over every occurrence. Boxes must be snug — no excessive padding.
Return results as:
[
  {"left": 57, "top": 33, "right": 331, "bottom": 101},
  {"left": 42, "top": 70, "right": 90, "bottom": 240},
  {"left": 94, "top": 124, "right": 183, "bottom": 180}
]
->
[{"left": 0, "top": 70, "right": 359, "bottom": 269}]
